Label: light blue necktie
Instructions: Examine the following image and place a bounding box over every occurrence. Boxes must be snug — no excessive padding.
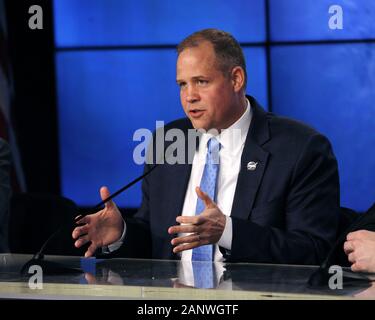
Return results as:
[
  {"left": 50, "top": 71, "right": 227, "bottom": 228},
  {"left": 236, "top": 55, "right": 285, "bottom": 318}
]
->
[{"left": 192, "top": 137, "right": 220, "bottom": 288}]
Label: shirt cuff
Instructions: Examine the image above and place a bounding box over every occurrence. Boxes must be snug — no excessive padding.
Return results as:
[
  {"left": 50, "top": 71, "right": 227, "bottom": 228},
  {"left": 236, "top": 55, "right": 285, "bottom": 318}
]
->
[
  {"left": 217, "top": 216, "right": 232, "bottom": 250},
  {"left": 104, "top": 219, "right": 126, "bottom": 253}
]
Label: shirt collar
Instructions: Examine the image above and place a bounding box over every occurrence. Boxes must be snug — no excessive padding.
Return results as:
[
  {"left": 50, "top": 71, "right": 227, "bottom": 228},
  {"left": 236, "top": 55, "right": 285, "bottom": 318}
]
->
[{"left": 199, "top": 98, "right": 252, "bottom": 154}]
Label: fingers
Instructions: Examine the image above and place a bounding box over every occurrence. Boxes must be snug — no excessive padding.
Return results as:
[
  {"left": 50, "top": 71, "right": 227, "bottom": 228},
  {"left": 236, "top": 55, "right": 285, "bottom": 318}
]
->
[
  {"left": 169, "top": 213, "right": 209, "bottom": 233},
  {"left": 195, "top": 187, "right": 215, "bottom": 208},
  {"left": 168, "top": 223, "right": 200, "bottom": 235},
  {"left": 72, "top": 224, "right": 90, "bottom": 240},
  {"left": 347, "top": 231, "right": 361, "bottom": 241},
  {"left": 348, "top": 252, "right": 356, "bottom": 263},
  {"left": 74, "top": 234, "right": 90, "bottom": 248},
  {"left": 175, "top": 215, "right": 201, "bottom": 225},
  {"left": 100, "top": 186, "right": 115, "bottom": 209},
  {"left": 85, "top": 243, "right": 98, "bottom": 258},
  {"left": 351, "top": 262, "right": 365, "bottom": 273},
  {"left": 347, "top": 230, "right": 373, "bottom": 241},
  {"left": 74, "top": 214, "right": 83, "bottom": 223},
  {"left": 173, "top": 241, "right": 201, "bottom": 254},
  {"left": 74, "top": 234, "right": 99, "bottom": 258},
  {"left": 349, "top": 254, "right": 372, "bottom": 273},
  {"left": 171, "top": 232, "right": 210, "bottom": 253},
  {"left": 343, "top": 240, "right": 354, "bottom": 255},
  {"left": 171, "top": 233, "right": 202, "bottom": 246},
  {"left": 74, "top": 215, "right": 90, "bottom": 226}
]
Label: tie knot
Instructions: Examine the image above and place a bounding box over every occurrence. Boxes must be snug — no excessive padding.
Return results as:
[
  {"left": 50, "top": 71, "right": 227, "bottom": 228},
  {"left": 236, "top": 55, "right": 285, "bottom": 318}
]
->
[{"left": 207, "top": 137, "right": 220, "bottom": 155}]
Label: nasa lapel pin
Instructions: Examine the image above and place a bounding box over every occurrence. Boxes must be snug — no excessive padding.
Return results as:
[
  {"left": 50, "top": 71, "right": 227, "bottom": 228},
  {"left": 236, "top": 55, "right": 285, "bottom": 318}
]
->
[{"left": 247, "top": 161, "right": 258, "bottom": 171}]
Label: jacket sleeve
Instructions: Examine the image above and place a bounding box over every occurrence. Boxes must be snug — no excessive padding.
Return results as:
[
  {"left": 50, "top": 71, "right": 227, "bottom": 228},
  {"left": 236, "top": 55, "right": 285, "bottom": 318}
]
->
[{"left": 226, "top": 134, "right": 340, "bottom": 265}]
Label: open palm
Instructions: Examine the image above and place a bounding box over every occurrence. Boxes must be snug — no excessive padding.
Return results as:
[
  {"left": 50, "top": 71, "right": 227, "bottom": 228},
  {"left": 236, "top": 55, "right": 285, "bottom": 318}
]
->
[{"left": 72, "top": 186, "right": 124, "bottom": 257}]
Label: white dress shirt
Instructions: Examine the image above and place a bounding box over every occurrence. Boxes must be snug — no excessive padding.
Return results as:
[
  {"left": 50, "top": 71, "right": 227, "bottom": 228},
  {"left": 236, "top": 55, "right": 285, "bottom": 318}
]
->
[
  {"left": 180, "top": 99, "right": 252, "bottom": 262},
  {"left": 109, "top": 99, "right": 252, "bottom": 263}
]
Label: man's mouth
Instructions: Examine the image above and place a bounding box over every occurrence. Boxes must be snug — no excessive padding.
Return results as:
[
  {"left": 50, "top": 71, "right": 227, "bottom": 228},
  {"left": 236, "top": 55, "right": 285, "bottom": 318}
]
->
[{"left": 189, "top": 109, "right": 205, "bottom": 118}]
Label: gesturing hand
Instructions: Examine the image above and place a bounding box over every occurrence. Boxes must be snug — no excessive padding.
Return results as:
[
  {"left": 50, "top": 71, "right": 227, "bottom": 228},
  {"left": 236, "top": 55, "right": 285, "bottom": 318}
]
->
[
  {"left": 168, "top": 186, "right": 226, "bottom": 254},
  {"left": 72, "top": 186, "right": 124, "bottom": 257}
]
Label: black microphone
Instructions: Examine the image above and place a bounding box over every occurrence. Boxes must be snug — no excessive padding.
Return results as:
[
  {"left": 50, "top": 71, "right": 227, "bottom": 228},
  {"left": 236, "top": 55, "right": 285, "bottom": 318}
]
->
[{"left": 20, "top": 160, "right": 162, "bottom": 276}]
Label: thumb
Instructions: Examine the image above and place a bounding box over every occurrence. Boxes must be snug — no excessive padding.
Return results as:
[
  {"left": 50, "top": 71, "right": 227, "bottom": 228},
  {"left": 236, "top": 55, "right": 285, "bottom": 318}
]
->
[
  {"left": 100, "top": 186, "right": 115, "bottom": 209},
  {"left": 195, "top": 187, "right": 216, "bottom": 209}
]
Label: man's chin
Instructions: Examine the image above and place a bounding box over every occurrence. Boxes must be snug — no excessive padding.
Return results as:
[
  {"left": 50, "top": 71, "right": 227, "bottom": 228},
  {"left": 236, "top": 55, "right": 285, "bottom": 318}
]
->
[{"left": 189, "top": 119, "right": 209, "bottom": 131}]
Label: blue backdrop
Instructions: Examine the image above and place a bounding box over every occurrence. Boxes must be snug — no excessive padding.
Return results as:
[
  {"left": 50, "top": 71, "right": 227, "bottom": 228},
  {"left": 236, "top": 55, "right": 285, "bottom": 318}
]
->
[{"left": 53, "top": 0, "right": 375, "bottom": 212}]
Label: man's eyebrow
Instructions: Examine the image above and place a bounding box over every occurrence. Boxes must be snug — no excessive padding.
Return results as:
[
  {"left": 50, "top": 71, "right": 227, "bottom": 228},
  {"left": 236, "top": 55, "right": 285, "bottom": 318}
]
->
[
  {"left": 191, "top": 75, "right": 207, "bottom": 80},
  {"left": 176, "top": 76, "right": 207, "bottom": 83}
]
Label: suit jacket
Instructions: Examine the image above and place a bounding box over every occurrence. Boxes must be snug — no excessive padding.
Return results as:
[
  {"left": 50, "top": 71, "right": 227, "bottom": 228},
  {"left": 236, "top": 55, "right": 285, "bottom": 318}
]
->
[
  {"left": 0, "top": 138, "right": 11, "bottom": 252},
  {"left": 112, "top": 96, "right": 340, "bottom": 265}
]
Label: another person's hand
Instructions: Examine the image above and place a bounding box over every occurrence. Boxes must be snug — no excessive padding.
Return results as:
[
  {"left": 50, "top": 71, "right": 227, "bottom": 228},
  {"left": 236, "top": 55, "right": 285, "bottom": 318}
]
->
[
  {"left": 84, "top": 269, "right": 124, "bottom": 286},
  {"left": 172, "top": 278, "right": 195, "bottom": 288},
  {"left": 344, "top": 230, "right": 375, "bottom": 273},
  {"left": 168, "top": 186, "right": 226, "bottom": 254},
  {"left": 72, "top": 186, "right": 124, "bottom": 257},
  {"left": 354, "top": 281, "right": 375, "bottom": 299}
]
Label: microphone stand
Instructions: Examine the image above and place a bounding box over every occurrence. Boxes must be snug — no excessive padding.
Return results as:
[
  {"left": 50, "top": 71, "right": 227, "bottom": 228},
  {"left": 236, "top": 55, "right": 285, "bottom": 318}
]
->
[{"left": 20, "top": 163, "right": 160, "bottom": 276}]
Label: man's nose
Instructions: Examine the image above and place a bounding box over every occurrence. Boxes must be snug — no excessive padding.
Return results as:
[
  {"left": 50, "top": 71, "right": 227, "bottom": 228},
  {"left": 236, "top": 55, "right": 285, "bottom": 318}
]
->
[{"left": 185, "top": 85, "right": 199, "bottom": 103}]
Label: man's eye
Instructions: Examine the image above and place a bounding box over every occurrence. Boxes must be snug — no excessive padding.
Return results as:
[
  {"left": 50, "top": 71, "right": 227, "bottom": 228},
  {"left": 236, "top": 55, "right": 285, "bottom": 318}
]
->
[
  {"left": 197, "top": 80, "right": 208, "bottom": 86},
  {"left": 178, "top": 82, "right": 186, "bottom": 89}
]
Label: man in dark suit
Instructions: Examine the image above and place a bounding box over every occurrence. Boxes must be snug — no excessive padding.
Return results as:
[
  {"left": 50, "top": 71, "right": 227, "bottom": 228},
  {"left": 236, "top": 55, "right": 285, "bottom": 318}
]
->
[
  {"left": 0, "top": 138, "right": 11, "bottom": 252},
  {"left": 72, "top": 29, "right": 339, "bottom": 265}
]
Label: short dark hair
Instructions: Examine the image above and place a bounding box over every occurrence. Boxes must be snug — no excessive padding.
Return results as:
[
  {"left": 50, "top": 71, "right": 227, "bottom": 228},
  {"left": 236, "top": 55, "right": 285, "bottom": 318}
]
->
[{"left": 177, "top": 28, "right": 247, "bottom": 88}]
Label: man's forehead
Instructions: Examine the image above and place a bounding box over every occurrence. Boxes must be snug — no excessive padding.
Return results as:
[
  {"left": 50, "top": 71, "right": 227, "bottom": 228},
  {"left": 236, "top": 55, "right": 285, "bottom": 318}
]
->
[
  {"left": 176, "top": 46, "right": 218, "bottom": 77},
  {"left": 176, "top": 62, "right": 216, "bottom": 81},
  {"left": 177, "top": 41, "right": 215, "bottom": 59}
]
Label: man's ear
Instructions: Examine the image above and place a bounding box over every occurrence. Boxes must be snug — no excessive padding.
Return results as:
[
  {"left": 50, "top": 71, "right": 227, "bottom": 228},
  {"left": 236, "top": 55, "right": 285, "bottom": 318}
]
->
[{"left": 231, "top": 66, "right": 246, "bottom": 92}]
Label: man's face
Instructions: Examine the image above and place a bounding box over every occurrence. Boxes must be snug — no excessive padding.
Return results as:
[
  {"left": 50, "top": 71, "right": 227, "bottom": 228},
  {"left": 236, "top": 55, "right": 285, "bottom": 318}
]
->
[{"left": 176, "top": 41, "right": 239, "bottom": 131}]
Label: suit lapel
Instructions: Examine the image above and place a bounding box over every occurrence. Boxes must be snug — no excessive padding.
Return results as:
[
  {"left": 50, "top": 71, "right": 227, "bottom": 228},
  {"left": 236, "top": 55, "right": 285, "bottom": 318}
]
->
[
  {"left": 231, "top": 141, "right": 269, "bottom": 220},
  {"left": 165, "top": 163, "right": 192, "bottom": 228},
  {"left": 231, "top": 97, "right": 271, "bottom": 220}
]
